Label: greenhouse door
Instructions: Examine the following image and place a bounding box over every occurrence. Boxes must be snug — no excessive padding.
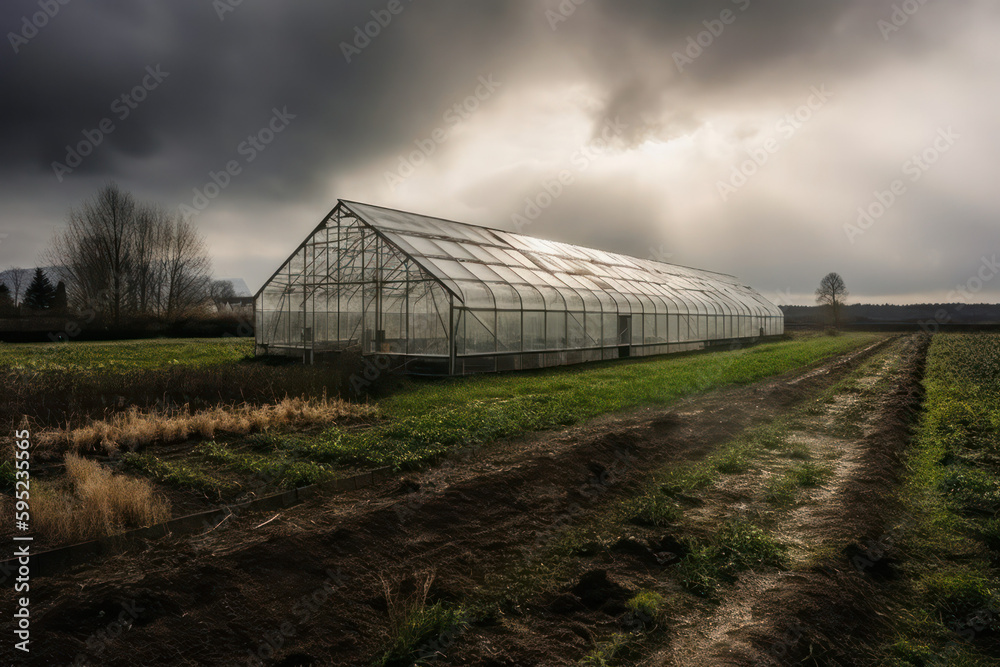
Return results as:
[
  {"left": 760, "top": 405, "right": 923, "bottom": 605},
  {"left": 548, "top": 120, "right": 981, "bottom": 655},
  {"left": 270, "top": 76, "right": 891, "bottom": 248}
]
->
[{"left": 618, "top": 316, "right": 631, "bottom": 358}]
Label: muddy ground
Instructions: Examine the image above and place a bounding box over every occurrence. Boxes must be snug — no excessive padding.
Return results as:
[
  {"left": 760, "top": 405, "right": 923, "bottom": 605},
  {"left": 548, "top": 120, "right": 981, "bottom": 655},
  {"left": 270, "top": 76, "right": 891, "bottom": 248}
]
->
[{"left": 3, "top": 336, "right": 924, "bottom": 666}]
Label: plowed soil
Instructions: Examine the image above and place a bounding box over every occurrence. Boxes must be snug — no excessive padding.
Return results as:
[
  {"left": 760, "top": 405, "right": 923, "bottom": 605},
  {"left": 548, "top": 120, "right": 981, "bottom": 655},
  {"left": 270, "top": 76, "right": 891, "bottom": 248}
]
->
[{"left": 5, "top": 337, "right": 921, "bottom": 666}]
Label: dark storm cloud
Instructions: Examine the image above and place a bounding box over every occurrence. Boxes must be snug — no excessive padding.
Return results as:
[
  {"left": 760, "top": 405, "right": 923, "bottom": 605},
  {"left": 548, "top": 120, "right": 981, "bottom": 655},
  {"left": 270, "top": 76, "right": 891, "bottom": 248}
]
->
[
  {"left": 1, "top": 0, "right": 996, "bottom": 303},
  {"left": 1, "top": 1, "right": 525, "bottom": 194},
  {"left": 0, "top": 0, "right": 918, "bottom": 187}
]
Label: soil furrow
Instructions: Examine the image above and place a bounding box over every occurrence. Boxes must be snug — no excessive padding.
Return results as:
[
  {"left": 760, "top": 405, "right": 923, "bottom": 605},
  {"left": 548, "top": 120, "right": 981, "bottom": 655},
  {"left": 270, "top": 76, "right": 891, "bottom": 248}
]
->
[{"left": 7, "top": 340, "right": 891, "bottom": 666}]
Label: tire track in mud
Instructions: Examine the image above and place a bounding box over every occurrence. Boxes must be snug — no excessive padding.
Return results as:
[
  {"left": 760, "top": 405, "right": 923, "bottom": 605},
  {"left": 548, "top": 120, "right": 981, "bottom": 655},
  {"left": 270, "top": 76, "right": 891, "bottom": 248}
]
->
[
  {"left": 661, "top": 335, "right": 929, "bottom": 667},
  {"left": 6, "top": 340, "right": 892, "bottom": 666}
]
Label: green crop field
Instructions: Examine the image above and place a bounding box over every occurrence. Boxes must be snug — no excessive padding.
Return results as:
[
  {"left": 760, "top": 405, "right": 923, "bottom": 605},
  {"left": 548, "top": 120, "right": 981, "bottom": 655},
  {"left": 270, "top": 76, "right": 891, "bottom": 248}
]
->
[
  {"left": 330, "top": 331, "right": 886, "bottom": 469},
  {"left": 886, "top": 333, "right": 1000, "bottom": 664},
  {"left": 129, "top": 332, "right": 886, "bottom": 489},
  {"left": 0, "top": 337, "right": 254, "bottom": 372}
]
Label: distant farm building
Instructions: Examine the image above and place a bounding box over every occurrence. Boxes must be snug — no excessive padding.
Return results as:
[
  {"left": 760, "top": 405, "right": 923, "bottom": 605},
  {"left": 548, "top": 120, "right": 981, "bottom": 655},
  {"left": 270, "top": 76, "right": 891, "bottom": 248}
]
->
[{"left": 254, "top": 200, "right": 783, "bottom": 373}]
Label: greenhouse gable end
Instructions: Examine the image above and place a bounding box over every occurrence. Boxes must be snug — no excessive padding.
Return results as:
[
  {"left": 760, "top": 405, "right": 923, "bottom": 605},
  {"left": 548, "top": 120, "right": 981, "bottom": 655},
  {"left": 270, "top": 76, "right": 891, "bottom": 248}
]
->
[{"left": 254, "top": 200, "right": 784, "bottom": 374}]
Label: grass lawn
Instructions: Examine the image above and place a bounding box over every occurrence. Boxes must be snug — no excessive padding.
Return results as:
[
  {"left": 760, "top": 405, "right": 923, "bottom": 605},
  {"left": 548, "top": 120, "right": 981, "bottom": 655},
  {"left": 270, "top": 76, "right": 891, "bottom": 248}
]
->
[{"left": 0, "top": 337, "right": 254, "bottom": 372}]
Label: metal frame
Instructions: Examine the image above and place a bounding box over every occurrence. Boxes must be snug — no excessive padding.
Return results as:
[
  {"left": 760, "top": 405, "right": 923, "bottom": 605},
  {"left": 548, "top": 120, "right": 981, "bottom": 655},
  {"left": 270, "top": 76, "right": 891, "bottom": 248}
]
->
[{"left": 254, "top": 200, "right": 784, "bottom": 374}]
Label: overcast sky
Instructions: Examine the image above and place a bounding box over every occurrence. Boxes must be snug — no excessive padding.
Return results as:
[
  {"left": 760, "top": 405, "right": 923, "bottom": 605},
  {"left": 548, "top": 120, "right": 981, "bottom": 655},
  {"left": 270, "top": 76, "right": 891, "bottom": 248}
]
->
[{"left": 2, "top": 0, "right": 997, "bottom": 305}]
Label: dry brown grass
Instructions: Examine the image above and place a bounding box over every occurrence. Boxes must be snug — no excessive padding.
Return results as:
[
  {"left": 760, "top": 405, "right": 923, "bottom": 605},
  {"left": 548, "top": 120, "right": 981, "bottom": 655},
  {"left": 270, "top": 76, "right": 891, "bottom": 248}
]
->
[
  {"left": 37, "top": 396, "right": 377, "bottom": 456},
  {"left": 32, "top": 454, "right": 171, "bottom": 544},
  {"left": 380, "top": 570, "right": 437, "bottom": 632}
]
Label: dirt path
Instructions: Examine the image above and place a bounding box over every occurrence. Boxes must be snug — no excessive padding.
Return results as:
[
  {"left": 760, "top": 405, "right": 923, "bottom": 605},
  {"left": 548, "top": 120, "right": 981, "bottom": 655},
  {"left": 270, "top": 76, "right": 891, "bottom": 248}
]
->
[
  {"left": 658, "top": 335, "right": 928, "bottom": 666},
  {"left": 4, "top": 340, "right": 892, "bottom": 666}
]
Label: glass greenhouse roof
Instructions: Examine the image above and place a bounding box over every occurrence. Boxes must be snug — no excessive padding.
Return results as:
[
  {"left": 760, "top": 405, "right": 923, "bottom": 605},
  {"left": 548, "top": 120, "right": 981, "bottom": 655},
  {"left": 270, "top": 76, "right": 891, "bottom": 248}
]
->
[{"left": 338, "top": 199, "right": 781, "bottom": 318}]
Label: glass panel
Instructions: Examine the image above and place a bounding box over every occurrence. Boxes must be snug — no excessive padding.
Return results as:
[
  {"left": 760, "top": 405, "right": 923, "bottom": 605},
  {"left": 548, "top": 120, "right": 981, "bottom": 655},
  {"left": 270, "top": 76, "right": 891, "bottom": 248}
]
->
[
  {"left": 534, "top": 270, "right": 569, "bottom": 289},
  {"left": 491, "top": 231, "right": 534, "bottom": 253},
  {"left": 492, "top": 248, "right": 537, "bottom": 269},
  {"left": 585, "top": 313, "right": 602, "bottom": 346},
  {"left": 463, "top": 262, "right": 504, "bottom": 283},
  {"left": 546, "top": 311, "right": 566, "bottom": 349},
  {"left": 455, "top": 281, "right": 495, "bottom": 309},
  {"left": 489, "top": 283, "right": 522, "bottom": 310},
  {"left": 568, "top": 311, "right": 586, "bottom": 348},
  {"left": 434, "top": 240, "right": 477, "bottom": 260},
  {"left": 535, "top": 285, "right": 566, "bottom": 310},
  {"left": 463, "top": 310, "right": 496, "bottom": 354},
  {"left": 603, "top": 314, "right": 618, "bottom": 346},
  {"left": 579, "top": 290, "right": 602, "bottom": 313},
  {"left": 490, "top": 264, "right": 527, "bottom": 284},
  {"left": 511, "top": 266, "right": 543, "bottom": 284},
  {"left": 524, "top": 312, "right": 545, "bottom": 351},
  {"left": 464, "top": 243, "right": 504, "bottom": 264},
  {"left": 378, "top": 231, "right": 420, "bottom": 258},
  {"left": 556, "top": 272, "right": 587, "bottom": 290},
  {"left": 558, "top": 286, "right": 585, "bottom": 312},
  {"left": 515, "top": 284, "right": 546, "bottom": 310},
  {"left": 404, "top": 236, "right": 448, "bottom": 257},
  {"left": 425, "top": 258, "right": 477, "bottom": 281},
  {"left": 497, "top": 311, "right": 521, "bottom": 352}
]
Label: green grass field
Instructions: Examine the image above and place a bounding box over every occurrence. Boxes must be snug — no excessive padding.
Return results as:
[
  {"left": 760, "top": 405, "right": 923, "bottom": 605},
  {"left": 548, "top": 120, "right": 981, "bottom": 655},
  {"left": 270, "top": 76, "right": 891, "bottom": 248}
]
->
[
  {"left": 307, "top": 332, "right": 884, "bottom": 469},
  {"left": 139, "top": 332, "right": 884, "bottom": 485},
  {"left": 9, "top": 333, "right": 886, "bottom": 501},
  {"left": 0, "top": 337, "right": 254, "bottom": 372}
]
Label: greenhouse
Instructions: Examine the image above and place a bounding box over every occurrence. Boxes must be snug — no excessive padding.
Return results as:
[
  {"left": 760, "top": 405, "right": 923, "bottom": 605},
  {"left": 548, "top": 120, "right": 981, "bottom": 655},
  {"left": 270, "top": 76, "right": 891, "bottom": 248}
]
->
[{"left": 254, "top": 200, "right": 784, "bottom": 374}]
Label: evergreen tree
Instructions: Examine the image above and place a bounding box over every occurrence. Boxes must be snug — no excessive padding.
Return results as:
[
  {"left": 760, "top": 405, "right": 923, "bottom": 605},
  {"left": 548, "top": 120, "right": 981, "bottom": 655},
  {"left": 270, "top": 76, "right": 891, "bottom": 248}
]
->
[{"left": 24, "top": 268, "right": 56, "bottom": 310}]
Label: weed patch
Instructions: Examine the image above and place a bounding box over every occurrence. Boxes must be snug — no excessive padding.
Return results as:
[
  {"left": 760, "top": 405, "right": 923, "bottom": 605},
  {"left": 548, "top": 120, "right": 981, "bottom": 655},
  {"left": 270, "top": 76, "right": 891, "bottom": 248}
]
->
[
  {"left": 120, "top": 452, "right": 234, "bottom": 497},
  {"left": 678, "top": 519, "right": 786, "bottom": 596}
]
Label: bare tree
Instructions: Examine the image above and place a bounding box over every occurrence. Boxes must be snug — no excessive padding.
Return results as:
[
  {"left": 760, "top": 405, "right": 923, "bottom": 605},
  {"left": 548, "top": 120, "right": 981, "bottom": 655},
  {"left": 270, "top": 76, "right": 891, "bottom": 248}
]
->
[
  {"left": 132, "top": 203, "right": 169, "bottom": 317},
  {"left": 210, "top": 279, "right": 236, "bottom": 304},
  {"left": 47, "top": 182, "right": 215, "bottom": 325},
  {"left": 6, "top": 266, "right": 24, "bottom": 307},
  {"left": 815, "top": 272, "right": 849, "bottom": 327},
  {"left": 162, "top": 216, "right": 212, "bottom": 319},
  {"left": 49, "top": 183, "right": 137, "bottom": 325}
]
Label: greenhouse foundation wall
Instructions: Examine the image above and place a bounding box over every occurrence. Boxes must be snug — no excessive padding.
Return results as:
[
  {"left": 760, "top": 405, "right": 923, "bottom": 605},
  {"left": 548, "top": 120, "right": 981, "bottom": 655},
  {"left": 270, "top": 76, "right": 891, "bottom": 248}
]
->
[{"left": 254, "top": 336, "right": 782, "bottom": 376}]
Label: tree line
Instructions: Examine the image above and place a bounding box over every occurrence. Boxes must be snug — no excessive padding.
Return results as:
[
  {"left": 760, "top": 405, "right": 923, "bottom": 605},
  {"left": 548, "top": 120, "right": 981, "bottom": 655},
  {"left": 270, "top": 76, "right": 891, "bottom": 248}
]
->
[
  {"left": 0, "top": 267, "right": 66, "bottom": 313},
  {"left": 2, "top": 183, "right": 231, "bottom": 326}
]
